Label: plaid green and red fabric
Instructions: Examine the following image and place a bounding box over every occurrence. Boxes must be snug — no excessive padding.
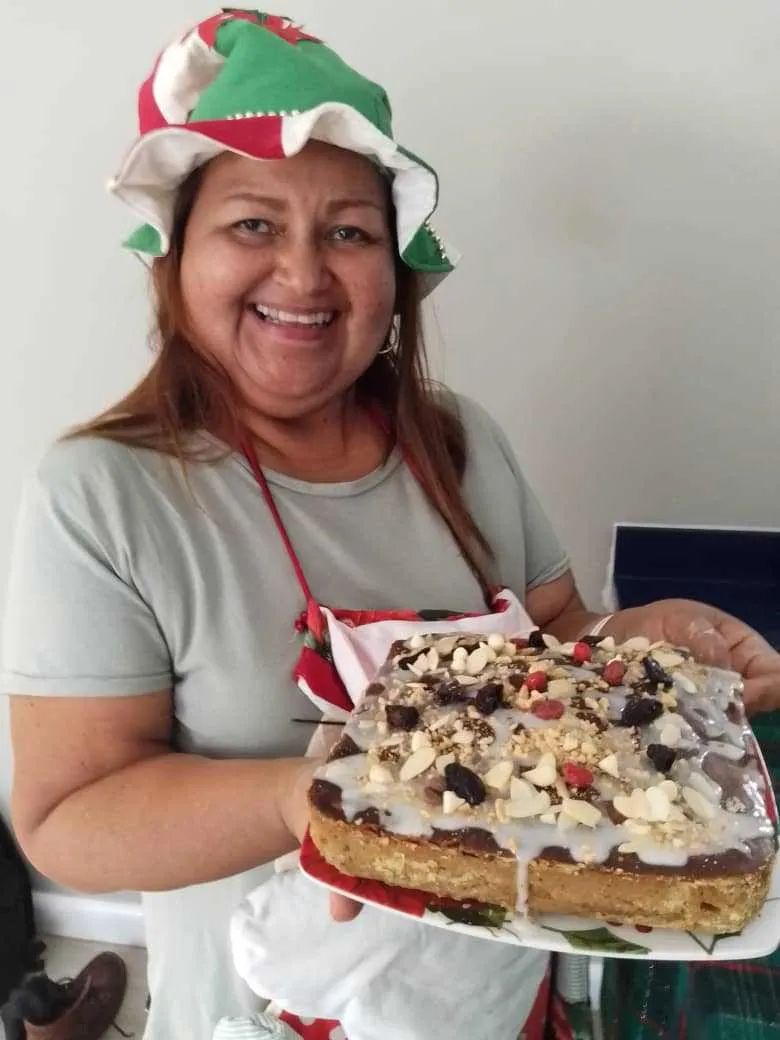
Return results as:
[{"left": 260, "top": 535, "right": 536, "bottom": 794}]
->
[{"left": 600, "top": 711, "right": 780, "bottom": 1039}]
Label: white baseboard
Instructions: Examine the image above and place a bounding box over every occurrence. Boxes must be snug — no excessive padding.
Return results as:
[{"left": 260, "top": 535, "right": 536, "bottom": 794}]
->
[{"left": 33, "top": 891, "right": 146, "bottom": 948}]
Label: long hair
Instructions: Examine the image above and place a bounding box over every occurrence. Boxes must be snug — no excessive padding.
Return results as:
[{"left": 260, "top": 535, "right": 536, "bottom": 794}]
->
[{"left": 71, "top": 166, "right": 494, "bottom": 589}]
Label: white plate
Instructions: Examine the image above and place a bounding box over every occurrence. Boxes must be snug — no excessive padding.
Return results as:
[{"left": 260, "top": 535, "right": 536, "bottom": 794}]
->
[{"left": 300, "top": 834, "right": 780, "bottom": 960}]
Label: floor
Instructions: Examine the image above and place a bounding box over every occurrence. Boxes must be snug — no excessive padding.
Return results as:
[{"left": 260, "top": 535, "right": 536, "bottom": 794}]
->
[
  {"left": 0, "top": 935, "right": 148, "bottom": 1040},
  {"left": 1, "top": 938, "right": 603, "bottom": 1040}
]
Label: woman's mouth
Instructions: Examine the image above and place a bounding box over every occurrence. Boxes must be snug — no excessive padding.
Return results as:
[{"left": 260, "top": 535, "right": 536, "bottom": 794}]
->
[{"left": 250, "top": 303, "right": 337, "bottom": 328}]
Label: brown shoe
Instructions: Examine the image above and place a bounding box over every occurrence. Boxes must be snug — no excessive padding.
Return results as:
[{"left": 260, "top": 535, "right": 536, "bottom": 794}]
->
[{"left": 23, "top": 952, "right": 128, "bottom": 1040}]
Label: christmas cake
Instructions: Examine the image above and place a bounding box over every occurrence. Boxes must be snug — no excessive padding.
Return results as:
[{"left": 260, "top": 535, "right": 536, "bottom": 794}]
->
[{"left": 309, "top": 631, "right": 776, "bottom": 932}]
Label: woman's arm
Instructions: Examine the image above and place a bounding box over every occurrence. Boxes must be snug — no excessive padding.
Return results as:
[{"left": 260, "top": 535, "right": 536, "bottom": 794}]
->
[
  {"left": 10, "top": 690, "right": 315, "bottom": 894},
  {"left": 525, "top": 570, "right": 599, "bottom": 640}
]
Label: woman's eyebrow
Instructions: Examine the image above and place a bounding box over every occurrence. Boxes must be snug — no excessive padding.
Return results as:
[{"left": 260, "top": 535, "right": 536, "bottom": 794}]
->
[{"left": 221, "top": 191, "right": 384, "bottom": 214}]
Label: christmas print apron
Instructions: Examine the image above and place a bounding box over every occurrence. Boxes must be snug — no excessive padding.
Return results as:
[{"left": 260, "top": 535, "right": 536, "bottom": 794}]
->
[{"left": 240, "top": 436, "right": 553, "bottom": 1040}]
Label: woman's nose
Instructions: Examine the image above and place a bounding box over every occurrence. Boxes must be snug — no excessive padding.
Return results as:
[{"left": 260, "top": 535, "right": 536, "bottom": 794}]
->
[{"left": 271, "top": 235, "right": 331, "bottom": 297}]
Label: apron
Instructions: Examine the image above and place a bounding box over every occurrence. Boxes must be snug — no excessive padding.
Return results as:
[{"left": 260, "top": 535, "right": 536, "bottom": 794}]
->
[{"left": 240, "top": 435, "right": 553, "bottom": 1040}]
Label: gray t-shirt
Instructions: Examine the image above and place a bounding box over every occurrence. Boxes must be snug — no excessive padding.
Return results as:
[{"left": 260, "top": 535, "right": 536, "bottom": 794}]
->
[{"left": 3, "top": 394, "right": 568, "bottom": 1039}]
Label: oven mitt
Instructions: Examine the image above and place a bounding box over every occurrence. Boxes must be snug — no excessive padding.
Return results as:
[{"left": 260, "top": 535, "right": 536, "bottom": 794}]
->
[{"left": 230, "top": 866, "right": 548, "bottom": 1040}]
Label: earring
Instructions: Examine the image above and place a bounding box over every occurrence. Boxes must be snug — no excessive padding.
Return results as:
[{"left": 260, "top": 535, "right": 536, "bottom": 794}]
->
[{"left": 378, "top": 320, "right": 399, "bottom": 356}]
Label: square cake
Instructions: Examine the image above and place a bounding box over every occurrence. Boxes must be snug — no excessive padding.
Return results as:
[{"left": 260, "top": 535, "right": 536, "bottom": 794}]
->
[{"left": 309, "top": 631, "right": 776, "bottom": 932}]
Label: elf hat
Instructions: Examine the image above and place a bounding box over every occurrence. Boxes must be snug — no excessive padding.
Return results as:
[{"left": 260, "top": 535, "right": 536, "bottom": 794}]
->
[{"left": 108, "top": 9, "right": 457, "bottom": 295}]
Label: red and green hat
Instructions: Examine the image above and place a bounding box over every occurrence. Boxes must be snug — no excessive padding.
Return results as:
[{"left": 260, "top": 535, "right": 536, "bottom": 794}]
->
[{"left": 109, "top": 9, "right": 457, "bottom": 293}]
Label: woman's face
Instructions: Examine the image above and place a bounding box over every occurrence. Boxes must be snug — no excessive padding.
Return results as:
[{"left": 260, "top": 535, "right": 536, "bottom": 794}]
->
[{"left": 179, "top": 142, "right": 397, "bottom": 420}]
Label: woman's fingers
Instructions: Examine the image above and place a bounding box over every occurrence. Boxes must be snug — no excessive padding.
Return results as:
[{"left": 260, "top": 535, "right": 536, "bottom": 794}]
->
[{"left": 330, "top": 891, "right": 363, "bottom": 922}]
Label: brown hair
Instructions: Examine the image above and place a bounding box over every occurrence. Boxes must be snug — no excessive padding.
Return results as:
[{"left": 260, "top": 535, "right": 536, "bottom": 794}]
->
[{"left": 71, "top": 168, "right": 493, "bottom": 590}]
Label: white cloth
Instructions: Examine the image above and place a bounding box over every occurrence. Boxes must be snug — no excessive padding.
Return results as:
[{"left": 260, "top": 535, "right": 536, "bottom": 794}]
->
[
  {"left": 231, "top": 592, "right": 548, "bottom": 1040},
  {"left": 213, "top": 1015, "right": 300, "bottom": 1040},
  {"left": 231, "top": 870, "right": 548, "bottom": 1040}
]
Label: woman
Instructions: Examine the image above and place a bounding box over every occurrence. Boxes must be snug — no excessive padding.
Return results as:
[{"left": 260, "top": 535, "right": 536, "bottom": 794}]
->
[{"left": 5, "top": 11, "right": 780, "bottom": 1040}]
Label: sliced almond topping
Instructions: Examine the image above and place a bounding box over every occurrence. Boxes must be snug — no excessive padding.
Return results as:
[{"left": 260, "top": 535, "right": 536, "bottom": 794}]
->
[
  {"left": 682, "top": 785, "right": 716, "bottom": 820},
  {"left": 409, "top": 634, "right": 427, "bottom": 650},
  {"left": 399, "top": 746, "right": 436, "bottom": 782},
  {"left": 561, "top": 798, "right": 602, "bottom": 828},
  {"left": 506, "top": 790, "right": 551, "bottom": 819},
  {"left": 659, "top": 691, "right": 679, "bottom": 710},
  {"left": 369, "top": 763, "right": 394, "bottom": 785},
  {"left": 442, "top": 791, "right": 466, "bottom": 815},
  {"left": 548, "top": 678, "right": 575, "bottom": 699},
  {"left": 623, "top": 636, "right": 651, "bottom": 652},
  {"left": 427, "top": 648, "right": 440, "bottom": 672},
  {"left": 435, "top": 635, "right": 459, "bottom": 656},
  {"left": 483, "top": 760, "right": 514, "bottom": 791},
  {"left": 580, "top": 740, "right": 597, "bottom": 758},
  {"left": 407, "top": 652, "right": 430, "bottom": 677},
  {"left": 562, "top": 733, "right": 580, "bottom": 752},
  {"left": 454, "top": 675, "right": 479, "bottom": 686},
  {"left": 358, "top": 719, "right": 375, "bottom": 730},
  {"left": 466, "top": 646, "right": 489, "bottom": 675},
  {"left": 624, "top": 820, "right": 651, "bottom": 835},
  {"left": 487, "top": 633, "right": 506, "bottom": 652},
  {"left": 539, "top": 812, "right": 558, "bottom": 825},
  {"left": 429, "top": 713, "right": 455, "bottom": 731},
  {"left": 435, "top": 753, "right": 456, "bottom": 774},
  {"left": 614, "top": 789, "right": 651, "bottom": 821},
  {"left": 653, "top": 650, "right": 685, "bottom": 670},
  {"left": 527, "top": 661, "right": 550, "bottom": 676},
  {"left": 542, "top": 633, "right": 561, "bottom": 649},
  {"left": 598, "top": 753, "right": 620, "bottom": 779},
  {"left": 618, "top": 841, "right": 638, "bottom": 854},
  {"left": 687, "top": 771, "right": 720, "bottom": 802},
  {"left": 658, "top": 779, "right": 679, "bottom": 802},
  {"left": 494, "top": 798, "right": 509, "bottom": 823},
  {"left": 598, "top": 636, "right": 616, "bottom": 652},
  {"left": 673, "top": 671, "right": 697, "bottom": 695},
  {"left": 523, "top": 752, "right": 558, "bottom": 788},
  {"left": 480, "top": 642, "right": 498, "bottom": 664},
  {"left": 645, "top": 785, "right": 671, "bottom": 822},
  {"left": 659, "top": 724, "right": 680, "bottom": 748},
  {"left": 411, "top": 730, "right": 431, "bottom": 752},
  {"left": 585, "top": 696, "right": 601, "bottom": 712},
  {"left": 559, "top": 642, "right": 577, "bottom": 656},
  {"left": 558, "top": 812, "right": 578, "bottom": 832},
  {"left": 451, "top": 730, "right": 475, "bottom": 746},
  {"left": 451, "top": 647, "right": 468, "bottom": 673},
  {"left": 510, "top": 776, "right": 535, "bottom": 801}
]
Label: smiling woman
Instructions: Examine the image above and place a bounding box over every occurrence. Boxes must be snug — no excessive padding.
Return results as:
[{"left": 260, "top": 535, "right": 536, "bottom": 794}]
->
[
  {"left": 179, "top": 145, "right": 396, "bottom": 424},
  {"left": 4, "top": 9, "right": 780, "bottom": 1040}
]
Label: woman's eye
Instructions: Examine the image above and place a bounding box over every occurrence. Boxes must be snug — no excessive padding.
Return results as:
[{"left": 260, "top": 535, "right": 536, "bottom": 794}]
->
[
  {"left": 330, "top": 226, "right": 370, "bottom": 244},
  {"left": 235, "top": 218, "right": 274, "bottom": 235}
]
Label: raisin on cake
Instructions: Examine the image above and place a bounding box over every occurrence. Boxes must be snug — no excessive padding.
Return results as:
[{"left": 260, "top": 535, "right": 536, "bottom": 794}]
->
[{"left": 309, "top": 632, "right": 776, "bottom": 932}]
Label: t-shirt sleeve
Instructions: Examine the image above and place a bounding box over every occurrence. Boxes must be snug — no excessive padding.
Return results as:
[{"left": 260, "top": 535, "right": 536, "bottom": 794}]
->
[
  {"left": 456, "top": 395, "right": 571, "bottom": 591},
  {"left": 2, "top": 451, "right": 173, "bottom": 697}
]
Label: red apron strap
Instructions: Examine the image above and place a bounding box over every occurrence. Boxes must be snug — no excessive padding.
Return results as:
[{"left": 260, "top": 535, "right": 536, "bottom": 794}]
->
[
  {"left": 240, "top": 416, "right": 499, "bottom": 626},
  {"left": 239, "top": 433, "right": 327, "bottom": 640}
]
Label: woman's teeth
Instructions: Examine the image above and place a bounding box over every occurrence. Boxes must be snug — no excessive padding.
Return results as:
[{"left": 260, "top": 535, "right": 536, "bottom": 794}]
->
[{"left": 252, "top": 304, "right": 335, "bottom": 327}]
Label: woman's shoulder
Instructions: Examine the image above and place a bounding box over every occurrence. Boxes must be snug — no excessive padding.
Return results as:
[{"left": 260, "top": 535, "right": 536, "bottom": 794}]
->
[
  {"left": 438, "top": 390, "right": 511, "bottom": 452},
  {"left": 33, "top": 435, "right": 168, "bottom": 501}
]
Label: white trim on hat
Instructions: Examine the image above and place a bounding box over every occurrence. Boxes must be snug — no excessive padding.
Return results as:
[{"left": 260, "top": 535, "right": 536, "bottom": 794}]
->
[
  {"left": 281, "top": 104, "right": 436, "bottom": 255},
  {"left": 153, "top": 27, "right": 225, "bottom": 125},
  {"left": 109, "top": 104, "right": 440, "bottom": 263}
]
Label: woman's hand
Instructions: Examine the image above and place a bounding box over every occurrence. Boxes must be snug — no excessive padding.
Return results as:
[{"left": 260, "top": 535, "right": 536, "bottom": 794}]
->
[
  {"left": 282, "top": 758, "right": 363, "bottom": 922},
  {"left": 604, "top": 599, "right": 780, "bottom": 715}
]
